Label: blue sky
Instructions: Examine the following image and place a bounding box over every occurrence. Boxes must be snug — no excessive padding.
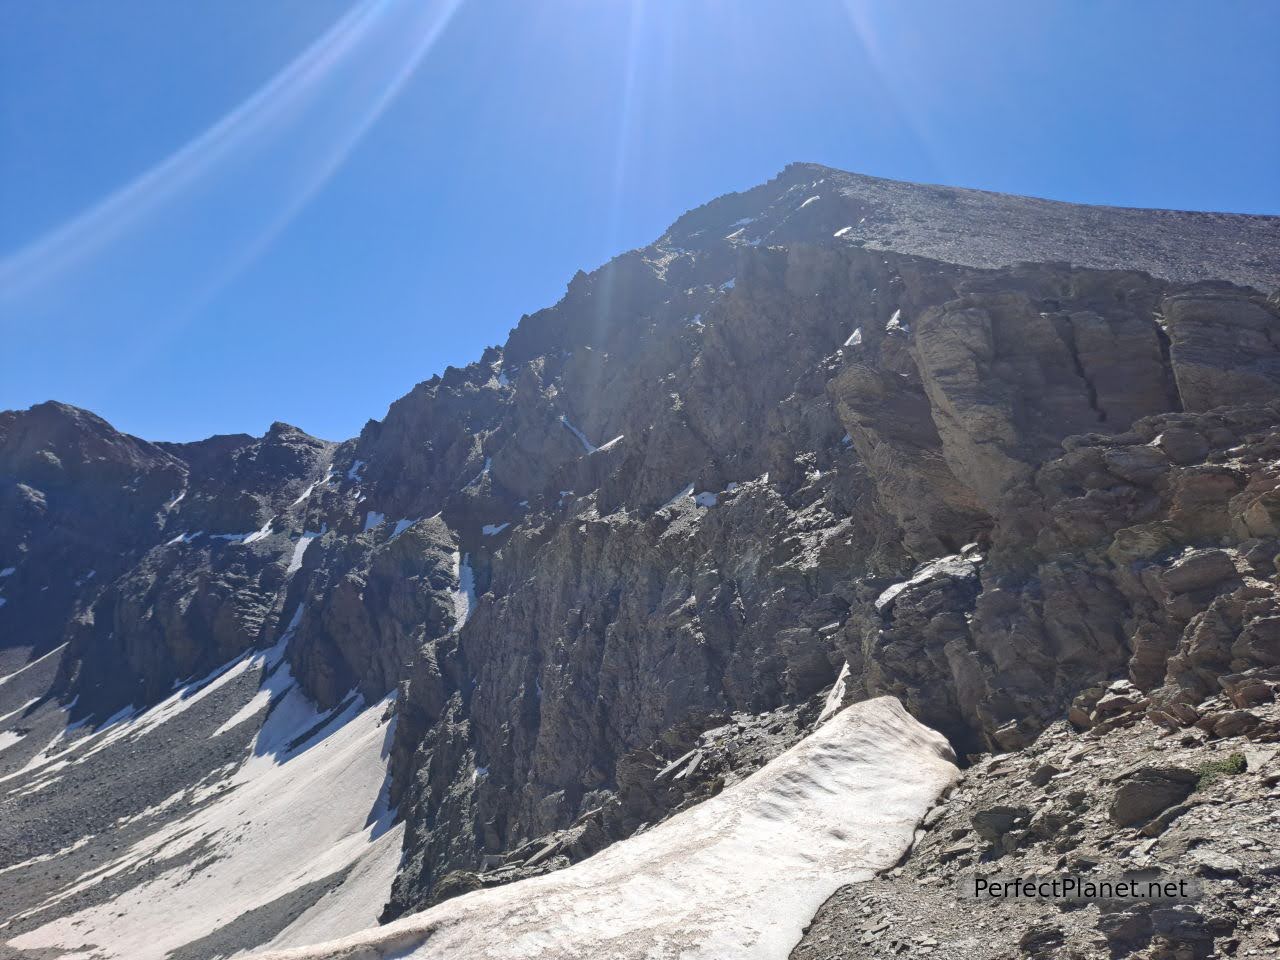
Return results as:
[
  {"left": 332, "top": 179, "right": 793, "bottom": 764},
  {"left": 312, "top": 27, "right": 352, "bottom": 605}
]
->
[{"left": 3, "top": 0, "right": 1278, "bottom": 442}]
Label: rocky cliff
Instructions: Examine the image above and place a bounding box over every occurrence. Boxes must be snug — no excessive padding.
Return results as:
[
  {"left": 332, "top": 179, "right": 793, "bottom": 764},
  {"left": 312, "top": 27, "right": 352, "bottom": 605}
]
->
[{"left": 2, "top": 163, "right": 1279, "bottom": 958}]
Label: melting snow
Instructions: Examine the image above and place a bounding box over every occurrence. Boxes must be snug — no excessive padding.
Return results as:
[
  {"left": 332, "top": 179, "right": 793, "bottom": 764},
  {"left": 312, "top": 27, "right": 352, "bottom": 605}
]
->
[
  {"left": 595, "top": 435, "right": 624, "bottom": 453},
  {"left": 450, "top": 553, "right": 476, "bottom": 630},
  {"left": 346, "top": 459, "right": 367, "bottom": 481},
  {"left": 559, "top": 416, "right": 597, "bottom": 454},
  {"left": 8, "top": 679, "right": 400, "bottom": 960},
  {"left": 818, "top": 662, "right": 852, "bottom": 724},
  {"left": 247, "top": 697, "right": 957, "bottom": 960},
  {"left": 288, "top": 532, "right": 320, "bottom": 575}
]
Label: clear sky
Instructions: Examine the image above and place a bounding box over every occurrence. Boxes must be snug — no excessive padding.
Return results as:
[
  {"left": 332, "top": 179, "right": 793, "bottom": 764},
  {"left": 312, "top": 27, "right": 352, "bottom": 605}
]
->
[{"left": 3, "top": 0, "right": 1278, "bottom": 443}]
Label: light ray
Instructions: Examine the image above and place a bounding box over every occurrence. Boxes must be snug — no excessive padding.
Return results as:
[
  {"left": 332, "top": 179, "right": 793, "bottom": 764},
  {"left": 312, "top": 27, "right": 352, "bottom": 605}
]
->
[{"left": 0, "top": 0, "right": 464, "bottom": 307}]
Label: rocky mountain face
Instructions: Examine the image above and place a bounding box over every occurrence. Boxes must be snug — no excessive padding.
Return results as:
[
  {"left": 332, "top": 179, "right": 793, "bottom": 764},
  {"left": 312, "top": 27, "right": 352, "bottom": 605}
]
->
[{"left": 2, "top": 163, "right": 1279, "bottom": 959}]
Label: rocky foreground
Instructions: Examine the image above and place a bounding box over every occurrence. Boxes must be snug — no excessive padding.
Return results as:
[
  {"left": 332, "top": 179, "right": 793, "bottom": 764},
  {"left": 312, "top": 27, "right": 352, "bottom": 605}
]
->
[{"left": 1, "top": 164, "right": 1279, "bottom": 958}]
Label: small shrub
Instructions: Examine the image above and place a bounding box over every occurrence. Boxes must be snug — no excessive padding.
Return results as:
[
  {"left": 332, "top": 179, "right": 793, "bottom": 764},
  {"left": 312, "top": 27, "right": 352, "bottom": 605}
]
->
[{"left": 1195, "top": 753, "right": 1246, "bottom": 789}]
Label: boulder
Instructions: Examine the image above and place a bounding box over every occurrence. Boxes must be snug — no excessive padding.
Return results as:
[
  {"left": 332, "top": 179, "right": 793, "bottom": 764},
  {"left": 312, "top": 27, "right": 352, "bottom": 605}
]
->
[{"left": 1109, "top": 766, "right": 1198, "bottom": 826}]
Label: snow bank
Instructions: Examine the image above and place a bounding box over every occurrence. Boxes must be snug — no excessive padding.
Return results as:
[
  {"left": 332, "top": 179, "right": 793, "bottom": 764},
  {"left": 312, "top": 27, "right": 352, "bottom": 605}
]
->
[
  {"left": 7, "top": 669, "right": 399, "bottom": 960},
  {"left": 289, "top": 532, "right": 320, "bottom": 574},
  {"left": 246, "top": 696, "right": 957, "bottom": 960}
]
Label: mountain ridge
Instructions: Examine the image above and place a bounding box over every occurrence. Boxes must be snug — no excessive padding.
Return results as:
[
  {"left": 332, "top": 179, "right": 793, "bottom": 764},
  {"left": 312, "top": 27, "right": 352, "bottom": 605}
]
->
[{"left": 3, "top": 163, "right": 1280, "bottom": 959}]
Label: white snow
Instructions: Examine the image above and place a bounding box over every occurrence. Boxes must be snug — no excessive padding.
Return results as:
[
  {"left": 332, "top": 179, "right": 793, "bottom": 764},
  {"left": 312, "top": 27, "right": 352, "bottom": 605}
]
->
[
  {"left": 843, "top": 327, "right": 863, "bottom": 348},
  {"left": 464, "top": 457, "right": 493, "bottom": 489},
  {"left": 874, "top": 555, "right": 973, "bottom": 612},
  {"left": 243, "top": 697, "right": 957, "bottom": 960},
  {"left": 363, "top": 511, "right": 385, "bottom": 532},
  {"left": 164, "top": 489, "right": 185, "bottom": 510},
  {"left": 833, "top": 226, "right": 852, "bottom": 238},
  {"left": 288, "top": 532, "right": 319, "bottom": 575},
  {"left": 559, "top": 415, "right": 597, "bottom": 454},
  {"left": 9, "top": 680, "right": 400, "bottom": 960},
  {"left": 694, "top": 491, "right": 718, "bottom": 508},
  {"left": 0, "top": 644, "right": 65, "bottom": 692},
  {"left": 0, "top": 730, "right": 24, "bottom": 751},
  {"left": 885, "top": 308, "right": 909, "bottom": 334},
  {"left": 346, "top": 459, "right": 367, "bottom": 481},
  {"left": 450, "top": 552, "right": 476, "bottom": 630},
  {"left": 481, "top": 522, "right": 510, "bottom": 537},
  {"left": 658, "top": 482, "right": 694, "bottom": 512},
  {"left": 290, "top": 479, "right": 319, "bottom": 506},
  {"left": 210, "top": 518, "right": 274, "bottom": 545},
  {"left": 166, "top": 530, "right": 203, "bottom": 545},
  {"left": 818, "top": 662, "right": 852, "bottom": 724},
  {"left": 595, "top": 435, "right": 624, "bottom": 453},
  {"left": 799, "top": 194, "right": 820, "bottom": 208}
]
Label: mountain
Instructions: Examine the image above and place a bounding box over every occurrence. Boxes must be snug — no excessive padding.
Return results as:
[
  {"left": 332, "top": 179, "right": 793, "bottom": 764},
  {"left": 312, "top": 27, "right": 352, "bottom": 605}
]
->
[{"left": 2, "top": 163, "right": 1279, "bottom": 960}]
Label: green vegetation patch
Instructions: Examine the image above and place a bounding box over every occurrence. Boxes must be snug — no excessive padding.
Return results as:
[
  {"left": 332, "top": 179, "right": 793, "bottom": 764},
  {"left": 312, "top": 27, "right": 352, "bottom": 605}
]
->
[{"left": 1195, "top": 753, "right": 1246, "bottom": 789}]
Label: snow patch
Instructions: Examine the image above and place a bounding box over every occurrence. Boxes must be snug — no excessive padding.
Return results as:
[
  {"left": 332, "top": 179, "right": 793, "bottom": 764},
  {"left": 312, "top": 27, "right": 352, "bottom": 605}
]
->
[
  {"left": 818, "top": 662, "right": 852, "bottom": 724},
  {"left": 694, "top": 492, "right": 718, "bottom": 508},
  {"left": 481, "top": 522, "right": 510, "bottom": 537},
  {"left": 390, "top": 518, "right": 415, "bottom": 540},
  {"left": 288, "top": 532, "right": 319, "bottom": 575},
  {"left": 719, "top": 277, "right": 736, "bottom": 291},
  {"left": 346, "top": 459, "right": 367, "bottom": 481},
  {"left": 450, "top": 553, "right": 476, "bottom": 630},
  {"left": 843, "top": 327, "right": 863, "bottom": 348},
  {"left": 833, "top": 226, "right": 852, "bottom": 238},
  {"left": 247, "top": 698, "right": 957, "bottom": 960},
  {"left": 559, "top": 415, "right": 597, "bottom": 454},
  {"left": 595, "top": 435, "right": 624, "bottom": 453},
  {"left": 363, "top": 511, "right": 385, "bottom": 533},
  {"left": 799, "top": 194, "right": 820, "bottom": 208}
]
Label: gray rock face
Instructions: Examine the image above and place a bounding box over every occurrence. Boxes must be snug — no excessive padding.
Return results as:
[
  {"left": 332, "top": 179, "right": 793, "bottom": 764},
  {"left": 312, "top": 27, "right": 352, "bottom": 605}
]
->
[
  {"left": 3, "top": 162, "right": 1279, "bottom": 932},
  {"left": 1109, "top": 766, "right": 1198, "bottom": 826}
]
